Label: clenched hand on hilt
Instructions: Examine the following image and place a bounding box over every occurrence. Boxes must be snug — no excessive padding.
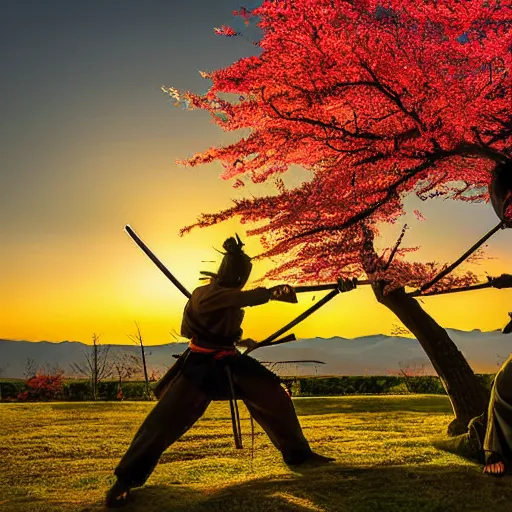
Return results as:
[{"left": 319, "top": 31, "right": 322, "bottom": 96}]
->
[
  {"left": 235, "top": 337, "right": 258, "bottom": 352},
  {"left": 268, "top": 284, "right": 298, "bottom": 303},
  {"left": 488, "top": 274, "right": 512, "bottom": 290},
  {"left": 337, "top": 277, "right": 358, "bottom": 293}
]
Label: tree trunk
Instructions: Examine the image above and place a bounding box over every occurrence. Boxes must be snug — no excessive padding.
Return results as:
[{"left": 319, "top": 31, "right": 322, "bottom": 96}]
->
[
  {"left": 93, "top": 337, "right": 98, "bottom": 401},
  {"left": 373, "top": 281, "right": 489, "bottom": 435},
  {"left": 140, "top": 343, "right": 150, "bottom": 399}
]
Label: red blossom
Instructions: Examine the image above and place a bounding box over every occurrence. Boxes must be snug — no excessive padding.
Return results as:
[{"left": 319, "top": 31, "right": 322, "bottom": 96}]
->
[
  {"left": 173, "top": 0, "right": 511, "bottom": 292},
  {"left": 233, "top": 7, "right": 252, "bottom": 21},
  {"left": 213, "top": 25, "right": 238, "bottom": 37}
]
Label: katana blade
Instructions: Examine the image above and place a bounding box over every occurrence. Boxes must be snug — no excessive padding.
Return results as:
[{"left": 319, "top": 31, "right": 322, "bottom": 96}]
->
[
  {"left": 294, "top": 280, "right": 370, "bottom": 293},
  {"left": 264, "top": 333, "right": 296, "bottom": 347},
  {"left": 124, "top": 225, "right": 192, "bottom": 299},
  {"left": 246, "top": 288, "right": 341, "bottom": 354}
]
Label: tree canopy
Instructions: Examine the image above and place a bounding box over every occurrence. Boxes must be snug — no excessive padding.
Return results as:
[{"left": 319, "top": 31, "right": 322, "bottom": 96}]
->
[{"left": 167, "top": 0, "right": 511, "bottom": 293}]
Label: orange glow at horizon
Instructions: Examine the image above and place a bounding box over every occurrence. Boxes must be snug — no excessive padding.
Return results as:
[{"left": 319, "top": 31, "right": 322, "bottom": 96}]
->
[{"left": 2, "top": 190, "right": 512, "bottom": 346}]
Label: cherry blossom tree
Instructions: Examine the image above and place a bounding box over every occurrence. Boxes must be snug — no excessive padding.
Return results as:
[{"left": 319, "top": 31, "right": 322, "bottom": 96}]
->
[{"left": 167, "top": 0, "right": 512, "bottom": 433}]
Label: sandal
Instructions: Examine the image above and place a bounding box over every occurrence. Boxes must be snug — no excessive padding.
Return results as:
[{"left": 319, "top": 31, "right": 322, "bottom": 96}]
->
[{"left": 105, "top": 480, "right": 132, "bottom": 508}]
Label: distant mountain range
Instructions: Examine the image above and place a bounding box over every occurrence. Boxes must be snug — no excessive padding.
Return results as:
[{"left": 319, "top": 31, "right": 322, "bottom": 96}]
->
[{"left": 1, "top": 329, "right": 511, "bottom": 379}]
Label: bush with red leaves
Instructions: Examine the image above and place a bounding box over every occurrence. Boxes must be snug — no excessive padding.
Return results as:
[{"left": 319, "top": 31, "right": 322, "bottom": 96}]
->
[{"left": 18, "top": 371, "right": 64, "bottom": 401}]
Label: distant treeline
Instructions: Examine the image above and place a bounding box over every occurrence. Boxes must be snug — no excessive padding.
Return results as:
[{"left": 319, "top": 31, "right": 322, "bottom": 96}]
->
[{"left": 0, "top": 374, "right": 497, "bottom": 401}]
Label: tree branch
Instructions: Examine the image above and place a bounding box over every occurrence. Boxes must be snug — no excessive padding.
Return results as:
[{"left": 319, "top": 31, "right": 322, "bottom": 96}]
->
[
  {"left": 287, "top": 140, "right": 507, "bottom": 242},
  {"left": 360, "top": 61, "right": 427, "bottom": 131},
  {"left": 262, "top": 87, "right": 386, "bottom": 140},
  {"left": 290, "top": 157, "right": 437, "bottom": 240},
  {"left": 382, "top": 224, "right": 408, "bottom": 271}
]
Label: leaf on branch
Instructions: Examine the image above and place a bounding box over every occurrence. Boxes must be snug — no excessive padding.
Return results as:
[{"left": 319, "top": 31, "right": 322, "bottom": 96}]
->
[
  {"left": 213, "top": 25, "right": 239, "bottom": 37},
  {"left": 413, "top": 209, "right": 426, "bottom": 221}
]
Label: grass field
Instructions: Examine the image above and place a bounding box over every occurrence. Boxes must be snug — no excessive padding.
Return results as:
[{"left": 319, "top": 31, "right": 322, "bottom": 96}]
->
[{"left": 1, "top": 395, "right": 511, "bottom": 512}]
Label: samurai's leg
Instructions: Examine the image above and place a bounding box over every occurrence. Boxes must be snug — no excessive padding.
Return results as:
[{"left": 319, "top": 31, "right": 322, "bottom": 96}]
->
[
  {"left": 233, "top": 363, "right": 315, "bottom": 464},
  {"left": 114, "top": 373, "right": 210, "bottom": 487},
  {"left": 483, "top": 355, "right": 512, "bottom": 476},
  {"left": 495, "top": 355, "right": 512, "bottom": 402}
]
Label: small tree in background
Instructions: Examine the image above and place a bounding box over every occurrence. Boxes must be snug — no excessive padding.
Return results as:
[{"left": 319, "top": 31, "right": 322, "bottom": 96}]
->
[
  {"left": 128, "top": 323, "right": 151, "bottom": 399},
  {"left": 70, "top": 333, "right": 112, "bottom": 400},
  {"left": 23, "top": 357, "right": 37, "bottom": 380},
  {"left": 112, "top": 351, "right": 143, "bottom": 400}
]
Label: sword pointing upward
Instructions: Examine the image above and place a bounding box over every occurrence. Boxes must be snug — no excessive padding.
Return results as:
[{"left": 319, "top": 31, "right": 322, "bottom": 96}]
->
[{"left": 124, "top": 224, "right": 191, "bottom": 299}]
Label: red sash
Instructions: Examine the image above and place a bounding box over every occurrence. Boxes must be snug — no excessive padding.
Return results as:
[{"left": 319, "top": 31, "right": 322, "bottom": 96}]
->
[{"left": 189, "top": 339, "right": 238, "bottom": 360}]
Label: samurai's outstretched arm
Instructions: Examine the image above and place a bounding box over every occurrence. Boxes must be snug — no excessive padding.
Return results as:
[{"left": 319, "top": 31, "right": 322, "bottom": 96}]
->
[{"left": 197, "top": 284, "right": 297, "bottom": 313}]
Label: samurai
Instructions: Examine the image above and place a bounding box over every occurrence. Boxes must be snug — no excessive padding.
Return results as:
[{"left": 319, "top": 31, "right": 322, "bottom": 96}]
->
[
  {"left": 483, "top": 353, "right": 512, "bottom": 476},
  {"left": 434, "top": 306, "right": 512, "bottom": 477},
  {"left": 484, "top": 164, "right": 512, "bottom": 475},
  {"left": 106, "top": 235, "right": 356, "bottom": 508}
]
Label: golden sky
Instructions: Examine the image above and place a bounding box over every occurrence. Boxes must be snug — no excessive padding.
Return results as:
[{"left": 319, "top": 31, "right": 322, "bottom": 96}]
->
[
  {"left": 2, "top": 148, "right": 511, "bottom": 346},
  {"left": 1, "top": 1, "right": 511, "bottom": 345}
]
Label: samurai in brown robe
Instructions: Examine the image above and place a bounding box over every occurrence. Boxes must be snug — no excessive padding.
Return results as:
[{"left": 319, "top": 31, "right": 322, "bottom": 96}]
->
[
  {"left": 106, "top": 236, "right": 351, "bottom": 508},
  {"left": 483, "top": 354, "right": 512, "bottom": 476},
  {"left": 483, "top": 163, "right": 512, "bottom": 475},
  {"left": 435, "top": 348, "right": 512, "bottom": 477}
]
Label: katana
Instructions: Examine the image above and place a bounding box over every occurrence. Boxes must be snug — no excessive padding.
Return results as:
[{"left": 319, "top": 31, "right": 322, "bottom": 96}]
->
[
  {"left": 294, "top": 280, "right": 370, "bottom": 293},
  {"left": 246, "top": 288, "right": 341, "bottom": 354},
  {"left": 125, "top": 225, "right": 191, "bottom": 299}
]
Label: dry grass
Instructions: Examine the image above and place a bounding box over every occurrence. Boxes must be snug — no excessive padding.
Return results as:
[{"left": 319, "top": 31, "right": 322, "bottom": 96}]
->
[{"left": 1, "top": 396, "right": 510, "bottom": 512}]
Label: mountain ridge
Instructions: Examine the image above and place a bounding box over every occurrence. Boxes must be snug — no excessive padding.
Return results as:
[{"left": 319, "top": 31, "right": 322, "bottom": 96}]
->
[{"left": 1, "top": 329, "right": 510, "bottom": 378}]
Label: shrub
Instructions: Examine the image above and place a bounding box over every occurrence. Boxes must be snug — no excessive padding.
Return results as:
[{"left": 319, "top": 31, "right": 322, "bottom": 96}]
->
[
  {"left": 62, "top": 380, "right": 92, "bottom": 401},
  {"left": 1, "top": 373, "right": 494, "bottom": 401},
  {"left": 0, "top": 381, "right": 26, "bottom": 401},
  {"left": 406, "top": 376, "right": 446, "bottom": 394},
  {"left": 97, "top": 381, "right": 121, "bottom": 401},
  {"left": 20, "top": 371, "right": 64, "bottom": 401},
  {"left": 296, "top": 376, "right": 407, "bottom": 396}
]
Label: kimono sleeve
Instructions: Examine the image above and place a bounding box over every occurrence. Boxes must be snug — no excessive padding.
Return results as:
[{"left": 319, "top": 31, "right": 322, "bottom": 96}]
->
[{"left": 198, "top": 286, "right": 271, "bottom": 313}]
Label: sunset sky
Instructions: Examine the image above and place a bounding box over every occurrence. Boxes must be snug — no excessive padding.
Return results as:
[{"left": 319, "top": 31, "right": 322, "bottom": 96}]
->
[{"left": 1, "top": 0, "right": 511, "bottom": 346}]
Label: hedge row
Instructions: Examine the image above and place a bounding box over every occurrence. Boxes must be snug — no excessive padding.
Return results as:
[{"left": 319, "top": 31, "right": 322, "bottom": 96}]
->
[
  {"left": 0, "top": 380, "right": 155, "bottom": 402},
  {"left": 286, "top": 373, "right": 495, "bottom": 396},
  {"left": 0, "top": 374, "right": 497, "bottom": 401}
]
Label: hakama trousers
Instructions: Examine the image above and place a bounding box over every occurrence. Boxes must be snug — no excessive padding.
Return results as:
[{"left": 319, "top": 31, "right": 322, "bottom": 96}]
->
[
  {"left": 484, "top": 354, "right": 512, "bottom": 464},
  {"left": 114, "top": 352, "right": 311, "bottom": 486}
]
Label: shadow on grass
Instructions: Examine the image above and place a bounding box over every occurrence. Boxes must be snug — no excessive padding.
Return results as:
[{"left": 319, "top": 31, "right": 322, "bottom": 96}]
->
[
  {"left": 293, "top": 395, "right": 453, "bottom": 416},
  {"left": 93, "top": 463, "right": 512, "bottom": 512},
  {"left": 42, "top": 396, "right": 453, "bottom": 418}
]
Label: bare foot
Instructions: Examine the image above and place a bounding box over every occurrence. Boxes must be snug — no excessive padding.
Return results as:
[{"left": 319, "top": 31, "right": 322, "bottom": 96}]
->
[{"left": 483, "top": 461, "right": 505, "bottom": 477}]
